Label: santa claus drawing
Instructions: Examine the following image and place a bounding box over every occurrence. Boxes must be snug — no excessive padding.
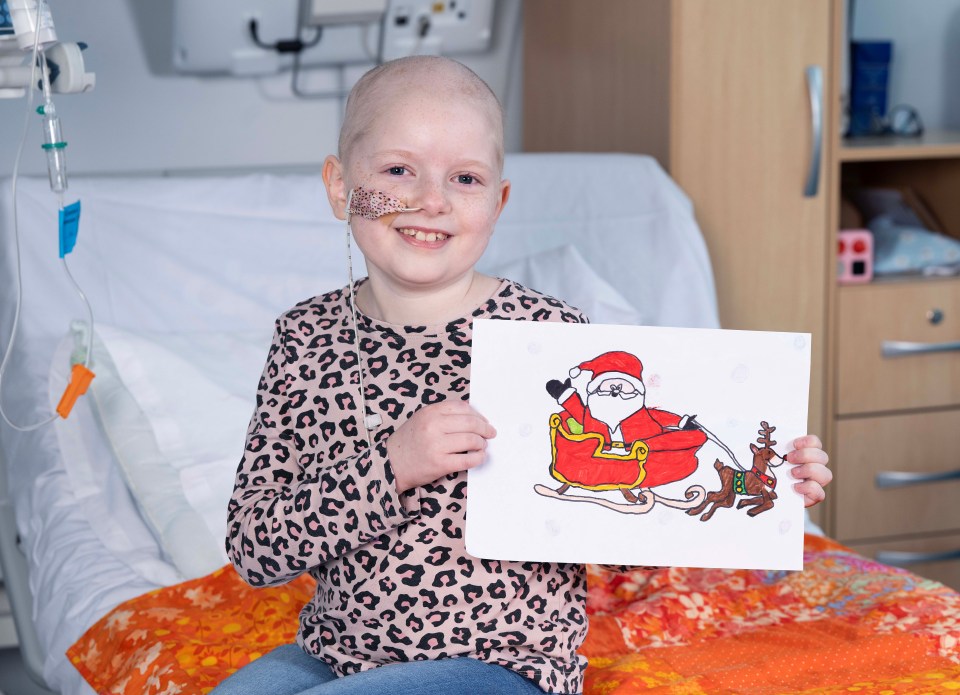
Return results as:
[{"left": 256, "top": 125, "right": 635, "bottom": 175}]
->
[{"left": 543, "top": 350, "right": 708, "bottom": 507}]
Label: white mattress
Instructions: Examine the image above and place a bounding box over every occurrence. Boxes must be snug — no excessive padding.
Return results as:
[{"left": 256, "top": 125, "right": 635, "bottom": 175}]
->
[{"left": 0, "top": 154, "right": 719, "bottom": 695}]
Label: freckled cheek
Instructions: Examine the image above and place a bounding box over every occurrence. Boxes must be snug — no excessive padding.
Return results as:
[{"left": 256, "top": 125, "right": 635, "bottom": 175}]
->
[
  {"left": 460, "top": 192, "right": 502, "bottom": 223},
  {"left": 349, "top": 218, "right": 393, "bottom": 249},
  {"left": 351, "top": 215, "right": 396, "bottom": 243}
]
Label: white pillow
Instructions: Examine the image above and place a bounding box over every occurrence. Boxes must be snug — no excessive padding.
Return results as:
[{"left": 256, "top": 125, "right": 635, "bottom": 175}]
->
[
  {"left": 49, "top": 329, "right": 184, "bottom": 587},
  {"left": 490, "top": 244, "right": 644, "bottom": 325},
  {"left": 87, "top": 324, "right": 272, "bottom": 579}
]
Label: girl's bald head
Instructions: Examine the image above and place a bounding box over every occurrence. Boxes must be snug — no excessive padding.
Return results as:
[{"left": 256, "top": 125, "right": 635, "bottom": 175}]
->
[{"left": 338, "top": 56, "right": 504, "bottom": 172}]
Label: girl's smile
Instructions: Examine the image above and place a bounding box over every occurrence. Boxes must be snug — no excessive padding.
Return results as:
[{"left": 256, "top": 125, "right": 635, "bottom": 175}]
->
[{"left": 396, "top": 226, "right": 450, "bottom": 244}]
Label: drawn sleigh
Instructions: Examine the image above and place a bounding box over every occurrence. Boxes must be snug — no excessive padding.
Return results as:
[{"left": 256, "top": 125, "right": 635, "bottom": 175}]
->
[{"left": 533, "top": 412, "right": 710, "bottom": 514}]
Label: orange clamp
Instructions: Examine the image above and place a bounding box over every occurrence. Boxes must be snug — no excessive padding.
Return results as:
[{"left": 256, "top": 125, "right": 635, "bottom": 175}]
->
[{"left": 56, "top": 363, "right": 96, "bottom": 419}]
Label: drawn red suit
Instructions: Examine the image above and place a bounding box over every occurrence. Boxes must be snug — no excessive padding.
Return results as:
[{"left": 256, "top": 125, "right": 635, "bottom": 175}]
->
[{"left": 558, "top": 391, "right": 707, "bottom": 488}]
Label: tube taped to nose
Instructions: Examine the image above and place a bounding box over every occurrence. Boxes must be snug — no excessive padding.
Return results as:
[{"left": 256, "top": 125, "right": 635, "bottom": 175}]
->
[{"left": 346, "top": 186, "right": 420, "bottom": 221}]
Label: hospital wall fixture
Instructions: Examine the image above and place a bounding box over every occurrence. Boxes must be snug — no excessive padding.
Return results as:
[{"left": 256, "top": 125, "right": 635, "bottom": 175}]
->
[{"left": 172, "top": 0, "right": 495, "bottom": 77}]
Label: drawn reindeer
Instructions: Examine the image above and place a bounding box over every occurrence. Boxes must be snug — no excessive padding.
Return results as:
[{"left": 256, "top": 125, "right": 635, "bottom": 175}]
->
[{"left": 686, "top": 421, "right": 785, "bottom": 522}]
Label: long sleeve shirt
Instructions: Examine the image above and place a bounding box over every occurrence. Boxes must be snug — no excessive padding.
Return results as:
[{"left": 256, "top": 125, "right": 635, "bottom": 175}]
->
[{"left": 226, "top": 279, "right": 590, "bottom": 694}]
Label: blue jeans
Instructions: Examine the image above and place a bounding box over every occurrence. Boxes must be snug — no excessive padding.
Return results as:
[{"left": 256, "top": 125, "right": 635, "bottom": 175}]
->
[{"left": 210, "top": 644, "right": 548, "bottom": 695}]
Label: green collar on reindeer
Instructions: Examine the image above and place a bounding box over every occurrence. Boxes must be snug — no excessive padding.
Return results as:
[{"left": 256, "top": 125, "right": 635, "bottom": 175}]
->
[
  {"left": 733, "top": 470, "right": 747, "bottom": 494},
  {"left": 733, "top": 467, "right": 776, "bottom": 493}
]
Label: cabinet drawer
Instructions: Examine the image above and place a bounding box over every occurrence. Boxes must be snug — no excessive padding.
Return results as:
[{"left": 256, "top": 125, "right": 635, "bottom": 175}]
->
[
  {"left": 835, "top": 409, "right": 960, "bottom": 541},
  {"left": 845, "top": 533, "right": 960, "bottom": 592},
  {"left": 836, "top": 279, "right": 960, "bottom": 414}
]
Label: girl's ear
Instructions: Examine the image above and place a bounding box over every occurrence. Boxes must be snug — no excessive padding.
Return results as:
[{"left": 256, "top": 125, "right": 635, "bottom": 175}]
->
[
  {"left": 494, "top": 178, "right": 511, "bottom": 219},
  {"left": 322, "top": 155, "right": 348, "bottom": 221}
]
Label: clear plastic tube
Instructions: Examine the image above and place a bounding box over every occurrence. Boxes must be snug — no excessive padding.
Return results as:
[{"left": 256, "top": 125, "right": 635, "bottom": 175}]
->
[
  {"left": 40, "top": 101, "right": 67, "bottom": 193},
  {"left": 36, "top": 49, "right": 67, "bottom": 193}
]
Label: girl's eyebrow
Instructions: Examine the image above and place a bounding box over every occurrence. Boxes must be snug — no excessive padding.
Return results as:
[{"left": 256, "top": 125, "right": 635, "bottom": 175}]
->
[
  {"left": 372, "top": 149, "right": 417, "bottom": 160},
  {"left": 455, "top": 159, "right": 497, "bottom": 173}
]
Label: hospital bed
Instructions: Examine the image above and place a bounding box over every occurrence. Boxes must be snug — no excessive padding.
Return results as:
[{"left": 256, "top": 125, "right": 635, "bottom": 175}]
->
[{"left": 0, "top": 153, "right": 957, "bottom": 695}]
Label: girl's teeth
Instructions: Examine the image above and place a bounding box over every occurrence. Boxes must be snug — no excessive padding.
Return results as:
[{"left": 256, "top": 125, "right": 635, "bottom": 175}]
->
[{"left": 400, "top": 228, "right": 446, "bottom": 242}]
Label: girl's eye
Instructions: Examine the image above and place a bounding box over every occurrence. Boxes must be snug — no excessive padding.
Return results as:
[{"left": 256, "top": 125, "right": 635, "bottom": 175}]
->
[
  {"left": 457, "top": 174, "right": 476, "bottom": 185},
  {"left": 387, "top": 166, "right": 406, "bottom": 176}
]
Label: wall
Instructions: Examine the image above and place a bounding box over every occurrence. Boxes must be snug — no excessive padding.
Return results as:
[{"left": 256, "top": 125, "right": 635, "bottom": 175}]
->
[
  {"left": 11, "top": 1, "right": 955, "bottom": 177},
  {"left": 0, "top": 0, "right": 523, "bottom": 177},
  {"left": 850, "top": 0, "right": 960, "bottom": 129}
]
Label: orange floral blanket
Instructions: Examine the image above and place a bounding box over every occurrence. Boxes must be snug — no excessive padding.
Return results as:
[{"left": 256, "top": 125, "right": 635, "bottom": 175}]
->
[{"left": 69, "top": 535, "right": 960, "bottom": 694}]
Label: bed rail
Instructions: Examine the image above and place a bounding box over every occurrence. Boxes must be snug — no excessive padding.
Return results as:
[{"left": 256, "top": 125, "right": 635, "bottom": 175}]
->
[{"left": 0, "top": 449, "right": 57, "bottom": 693}]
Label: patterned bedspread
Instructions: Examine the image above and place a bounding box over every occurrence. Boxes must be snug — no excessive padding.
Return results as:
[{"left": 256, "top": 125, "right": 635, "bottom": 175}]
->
[{"left": 68, "top": 535, "right": 960, "bottom": 694}]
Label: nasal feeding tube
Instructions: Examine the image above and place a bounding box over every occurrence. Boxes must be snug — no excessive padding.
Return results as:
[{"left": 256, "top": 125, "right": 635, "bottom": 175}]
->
[
  {"left": 343, "top": 186, "right": 420, "bottom": 440},
  {"left": 346, "top": 186, "right": 421, "bottom": 222}
]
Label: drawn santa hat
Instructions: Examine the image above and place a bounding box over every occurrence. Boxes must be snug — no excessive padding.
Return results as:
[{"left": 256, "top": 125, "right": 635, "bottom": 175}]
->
[{"left": 570, "top": 351, "right": 645, "bottom": 395}]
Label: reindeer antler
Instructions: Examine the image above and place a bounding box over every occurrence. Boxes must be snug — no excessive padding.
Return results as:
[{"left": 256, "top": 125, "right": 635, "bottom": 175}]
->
[{"left": 757, "top": 421, "right": 777, "bottom": 448}]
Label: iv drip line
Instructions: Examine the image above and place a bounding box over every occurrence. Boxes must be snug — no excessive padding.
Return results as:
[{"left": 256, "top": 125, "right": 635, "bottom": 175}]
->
[{"left": 0, "top": 0, "right": 95, "bottom": 431}]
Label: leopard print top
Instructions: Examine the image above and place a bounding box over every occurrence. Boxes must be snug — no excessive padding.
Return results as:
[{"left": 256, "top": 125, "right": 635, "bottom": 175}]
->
[{"left": 227, "top": 279, "right": 589, "bottom": 693}]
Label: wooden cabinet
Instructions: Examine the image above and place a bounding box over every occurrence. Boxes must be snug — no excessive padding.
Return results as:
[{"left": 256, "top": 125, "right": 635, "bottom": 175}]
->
[
  {"left": 524, "top": 0, "right": 834, "bottom": 509},
  {"left": 832, "top": 155, "right": 960, "bottom": 588},
  {"left": 524, "top": 0, "right": 960, "bottom": 588}
]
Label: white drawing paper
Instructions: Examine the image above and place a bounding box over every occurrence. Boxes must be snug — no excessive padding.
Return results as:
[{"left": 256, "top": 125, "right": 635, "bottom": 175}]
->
[{"left": 466, "top": 319, "right": 811, "bottom": 571}]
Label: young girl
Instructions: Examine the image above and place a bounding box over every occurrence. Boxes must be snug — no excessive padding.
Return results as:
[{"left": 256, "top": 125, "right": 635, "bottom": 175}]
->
[{"left": 215, "top": 56, "right": 832, "bottom": 695}]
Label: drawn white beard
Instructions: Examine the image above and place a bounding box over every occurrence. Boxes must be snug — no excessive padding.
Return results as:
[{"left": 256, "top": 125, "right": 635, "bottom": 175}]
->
[{"left": 587, "top": 392, "right": 645, "bottom": 434}]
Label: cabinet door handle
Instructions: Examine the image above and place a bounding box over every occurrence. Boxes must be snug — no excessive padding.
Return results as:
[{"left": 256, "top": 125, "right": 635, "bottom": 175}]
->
[
  {"left": 876, "top": 548, "right": 960, "bottom": 566},
  {"left": 875, "top": 469, "right": 960, "bottom": 489},
  {"left": 882, "top": 339, "right": 960, "bottom": 357},
  {"left": 803, "top": 65, "right": 823, "bottom": 198}
]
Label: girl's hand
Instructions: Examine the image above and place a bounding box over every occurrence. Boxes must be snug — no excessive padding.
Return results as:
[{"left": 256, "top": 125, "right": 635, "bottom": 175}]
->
[
  {"left": 787, "top": 434, "right": 832, "bottom": 507},
  {"left": 387, "top": 400, "right": 497, "bottom": 493}
]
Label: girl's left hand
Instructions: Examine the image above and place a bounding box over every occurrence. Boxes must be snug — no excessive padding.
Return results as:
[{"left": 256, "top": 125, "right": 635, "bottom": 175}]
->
[{"left": 786, "top": 434, "right": 832, "bottom": 507}]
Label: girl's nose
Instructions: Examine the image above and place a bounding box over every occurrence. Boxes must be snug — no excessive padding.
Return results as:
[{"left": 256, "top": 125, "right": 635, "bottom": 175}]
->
[{"left": 413, "top": 177, "right": 452, "bottom": 215}]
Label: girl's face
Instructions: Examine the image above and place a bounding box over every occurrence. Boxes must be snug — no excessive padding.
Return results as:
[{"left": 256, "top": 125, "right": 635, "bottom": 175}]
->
[{"left": 324, "top": 90, "right": 509, "bottom": 299}]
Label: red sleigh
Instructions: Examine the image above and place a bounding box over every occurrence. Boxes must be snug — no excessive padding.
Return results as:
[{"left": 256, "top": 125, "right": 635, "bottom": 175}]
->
[
  {"left": 548, "top": 413, "right": 649, "bottom": 490},
  {"left": 540, "top": 412, "right": 709, "bottom": 513}
]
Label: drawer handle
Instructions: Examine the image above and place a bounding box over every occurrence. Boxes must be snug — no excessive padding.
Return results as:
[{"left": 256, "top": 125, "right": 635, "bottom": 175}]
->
[
  {"left": 876, "top": 548, "right": 960, "bottom": 566},
  {"left": 882, "top": 340, "right": 960, "bottom": 357},
  {"left": 875, "top": 469, "right": 960, "bottom": 488},
  {"left": 803, "top": 65, "right": 823, "bottom": 198}
]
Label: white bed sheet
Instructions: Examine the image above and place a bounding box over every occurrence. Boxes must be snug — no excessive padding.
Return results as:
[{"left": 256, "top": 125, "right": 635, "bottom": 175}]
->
[{"left": 0, "top": 153, "right": 719, "bottom": 695}]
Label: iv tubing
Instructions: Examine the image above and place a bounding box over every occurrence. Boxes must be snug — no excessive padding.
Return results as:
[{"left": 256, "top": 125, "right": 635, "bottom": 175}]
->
[{"left": 0, "top": 0, "right": 95, "bottom": 431}]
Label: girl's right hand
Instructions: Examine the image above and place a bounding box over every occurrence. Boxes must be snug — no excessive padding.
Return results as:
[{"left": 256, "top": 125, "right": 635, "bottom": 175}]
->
[{"left": 386, "top": 400, "right": 497, "bottom": 493}]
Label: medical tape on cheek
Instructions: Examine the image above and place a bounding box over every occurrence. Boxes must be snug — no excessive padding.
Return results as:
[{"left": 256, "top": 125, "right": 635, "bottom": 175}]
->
[{"left": 346, "top": 186, "right": 420, "bottom": 222}]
